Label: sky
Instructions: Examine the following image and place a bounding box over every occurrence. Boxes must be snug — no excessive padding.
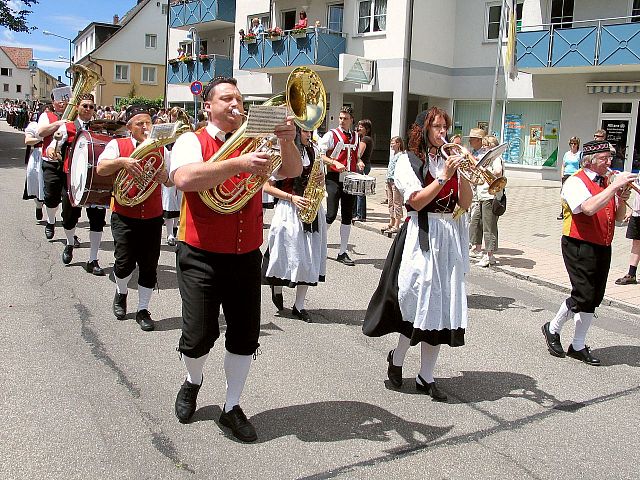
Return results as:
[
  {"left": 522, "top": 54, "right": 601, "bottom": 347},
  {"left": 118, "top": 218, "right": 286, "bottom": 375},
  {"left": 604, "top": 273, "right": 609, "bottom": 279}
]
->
[{"left": 1, "top": 0, "right": 142, "bottom": 82}]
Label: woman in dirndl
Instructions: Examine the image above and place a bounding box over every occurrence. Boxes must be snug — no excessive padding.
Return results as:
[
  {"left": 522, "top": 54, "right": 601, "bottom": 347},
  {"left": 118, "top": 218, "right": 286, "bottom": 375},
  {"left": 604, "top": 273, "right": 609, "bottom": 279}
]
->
[
  {"left": 23, "top": 116, "right": 45, "bottom": 221},
  {"left": 363, "top": 107, "right": 473, "bottom": 401},
  {"left": 262, "top": 128, "right": 327, "bottom": 323}
]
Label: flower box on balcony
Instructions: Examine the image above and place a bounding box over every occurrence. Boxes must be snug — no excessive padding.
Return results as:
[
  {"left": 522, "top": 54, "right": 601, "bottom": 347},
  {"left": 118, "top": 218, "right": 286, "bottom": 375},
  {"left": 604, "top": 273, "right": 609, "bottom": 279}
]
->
[
  {"left": 291, "top": 29, "right": 307, "bottom": 39},
  {"left": 266, "top": 27, "right": 284, "bottom": 42},
  {"left": 182, "top": 56, "right": 194, "bottom": 64},
  {"left": 243, "top": 35, "right": 257, "bottom": 44}
]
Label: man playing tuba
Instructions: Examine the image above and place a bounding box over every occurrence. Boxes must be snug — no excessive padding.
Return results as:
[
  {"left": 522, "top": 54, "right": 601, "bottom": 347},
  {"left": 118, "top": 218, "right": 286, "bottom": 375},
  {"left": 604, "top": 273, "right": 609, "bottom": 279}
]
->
[
  {"left": 169, "top": 76, "right": 302, "bottom": 442},
  {"left": 96, "top": 105, "right": 172, "bottom": 332}
]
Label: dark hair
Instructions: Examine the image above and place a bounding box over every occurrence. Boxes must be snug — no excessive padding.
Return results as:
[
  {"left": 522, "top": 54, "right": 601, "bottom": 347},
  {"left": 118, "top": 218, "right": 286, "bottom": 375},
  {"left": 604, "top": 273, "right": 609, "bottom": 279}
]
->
[
  {"left": 408, "top": 107, "right": 451, "bottom": 160},
  {"left": 339, "top": 106, "right": 354, "bottom": 119},
  {"left": 203, "top": 76, "right": 238, "bottom": 101},
  {"left": 299, "top": 10, "right": 307, "bottom": 18},
  {"left": 357, "top": 119, "right": 372, "bottom": 136}
]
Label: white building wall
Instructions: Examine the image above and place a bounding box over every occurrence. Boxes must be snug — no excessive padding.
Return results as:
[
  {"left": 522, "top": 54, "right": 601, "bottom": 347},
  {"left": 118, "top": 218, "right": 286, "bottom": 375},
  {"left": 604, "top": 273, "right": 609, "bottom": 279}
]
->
[
  {"left": 97, "top": 3, "right": 167, "bottom": 65},
  {"left": 0, "top": 51, "right": 30, "bottom": 101},
  {"left": 234, "top": 0, "right": 272, "bottom": 96}
]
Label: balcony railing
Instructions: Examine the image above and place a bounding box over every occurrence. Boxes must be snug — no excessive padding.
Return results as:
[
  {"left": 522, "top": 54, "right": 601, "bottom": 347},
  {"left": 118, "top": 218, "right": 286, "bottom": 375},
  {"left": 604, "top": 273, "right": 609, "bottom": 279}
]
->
[
  {"left": 517, "top": 16, "right": 640, "bottom": 69},
  {"left": 239, "top": 28, "right": 346, "bottom": 71},
  {"left": 170, "top": 0, "right": 235, "bottom": 28},
  {"left": 168, "top": 55, "right": 233, "bottom": 84}
]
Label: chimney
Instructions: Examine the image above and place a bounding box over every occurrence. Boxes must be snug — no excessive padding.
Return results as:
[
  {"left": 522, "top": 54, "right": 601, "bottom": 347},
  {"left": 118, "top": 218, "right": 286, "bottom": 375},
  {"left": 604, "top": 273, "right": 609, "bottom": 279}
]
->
[{"left": 113, "top": 14, "right": 119, "bottom": 24}]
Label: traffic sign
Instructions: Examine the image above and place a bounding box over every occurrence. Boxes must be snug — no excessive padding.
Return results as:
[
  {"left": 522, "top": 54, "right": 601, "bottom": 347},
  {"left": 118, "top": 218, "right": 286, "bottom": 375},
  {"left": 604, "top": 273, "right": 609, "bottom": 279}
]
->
[
  {"left": 28, "top": 60, "right": 38, "bottom": 73},
  {"left": 190, "top": 81, "right": 203, "bottom": 96}
]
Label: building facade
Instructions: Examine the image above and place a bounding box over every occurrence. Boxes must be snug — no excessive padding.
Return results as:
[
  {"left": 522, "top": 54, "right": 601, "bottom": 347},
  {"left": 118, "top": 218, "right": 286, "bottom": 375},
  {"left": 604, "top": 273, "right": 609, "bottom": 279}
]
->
[
  {"left": 74, "top": 0, "right": 168, "bottom": 107},
  {"left": 0, "top": 46, "right": 33, "bottom": 102},
  {"left": 166, "top": 0, "right": 640, "bottom": 176}
]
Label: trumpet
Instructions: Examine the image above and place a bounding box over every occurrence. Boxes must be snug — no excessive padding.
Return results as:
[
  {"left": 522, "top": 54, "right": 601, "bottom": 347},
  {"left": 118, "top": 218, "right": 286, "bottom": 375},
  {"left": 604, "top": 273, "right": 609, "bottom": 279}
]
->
[
  {"left": 440, "top": 141, "right": 507, "bottom": 195},
  {"left": 606, "top": 168, "right": 640, "bottom": 194}
]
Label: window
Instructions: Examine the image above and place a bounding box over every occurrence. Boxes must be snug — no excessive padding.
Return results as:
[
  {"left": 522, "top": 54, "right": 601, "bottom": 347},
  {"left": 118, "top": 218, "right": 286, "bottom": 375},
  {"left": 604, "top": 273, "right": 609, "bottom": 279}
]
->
[
  {"left": 486, "top": 2, "right": 523, "bottom": 40},
  {"left": 550, "top": 0, "right": 574, "bottom": 28},
  {"left": 633, "top": 0, "right": 640, "bottom": 22},
  {"left": 1, "top": 67, "right": 12, "bottom": 76},
  {"left": 142, "top": 66, "right": 157, "bottom": 84},
  {"left": 161, "top": 3, "right": 168, "bottom": 15},
  {"left": 16, "top": 84, "right": 21, "bottom": 93},
  {"left": 179, "top": 41, "right": 193, "bottom": 56},
  {"left": 145, "top": 34, "right": 157, "bottom": 49},
  {"left": 357, "top": 0, "right": 386, "bottom": 34},
  {"left": 114, "top": 64, "right": 130, "bottom": 81},
  {"left": 281, "top": 10, "right": 297, "bottom": 30},
  {"left": 3, "top": 84, "right": 8, "bottom": 92},
  {"left": 328, "top": 4, "right": 344, "bottom": 32},
  {"left": 247, "top": 13, "right": 270, "bottom": 32}
]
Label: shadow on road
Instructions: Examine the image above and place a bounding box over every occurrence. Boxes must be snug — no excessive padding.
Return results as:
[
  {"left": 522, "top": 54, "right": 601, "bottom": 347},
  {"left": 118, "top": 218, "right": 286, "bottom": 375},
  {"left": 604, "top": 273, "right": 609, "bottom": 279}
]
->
[
  {"left": 591, "top": 345, "right": 640, "bottom": 367},
  {"left": 467, "top": 293, "right": 516, "bottom": 311}
]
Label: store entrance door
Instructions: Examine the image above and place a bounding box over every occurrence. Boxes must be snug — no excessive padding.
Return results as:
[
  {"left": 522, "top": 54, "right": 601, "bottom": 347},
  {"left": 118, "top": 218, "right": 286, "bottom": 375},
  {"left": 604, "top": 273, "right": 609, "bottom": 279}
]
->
[{"left": 598, "top": 101, "right": 634, "bottom": 171}]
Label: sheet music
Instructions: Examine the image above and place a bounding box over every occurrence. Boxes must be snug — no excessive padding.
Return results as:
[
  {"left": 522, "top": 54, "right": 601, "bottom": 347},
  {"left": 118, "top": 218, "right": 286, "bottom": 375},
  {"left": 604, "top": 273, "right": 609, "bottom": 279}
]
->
[{"left": 244, "top": 105, "right": 288, "bottom": 137}]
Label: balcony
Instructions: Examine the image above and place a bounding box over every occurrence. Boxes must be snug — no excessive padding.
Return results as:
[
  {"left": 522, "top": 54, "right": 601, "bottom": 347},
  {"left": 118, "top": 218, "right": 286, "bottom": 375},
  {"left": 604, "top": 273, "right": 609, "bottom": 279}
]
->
[
  {"left": 170, "top": 0, "right": 235, "bottom": 29},
  {"left": 517, "top": 16, "right": 640, "bottom": 72},
  {"left": 239, "top": 28, "right": 346, "bottom": 73},
  {"left": 167, "top": 55, "right": 233, "bottom": 84}
]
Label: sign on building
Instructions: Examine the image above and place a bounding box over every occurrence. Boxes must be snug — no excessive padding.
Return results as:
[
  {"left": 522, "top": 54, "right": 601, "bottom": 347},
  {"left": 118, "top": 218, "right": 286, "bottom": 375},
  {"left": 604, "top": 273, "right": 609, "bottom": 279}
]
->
[
  {"left": 28, "top": 60, "right": 38, "bottom": 74},
  {"left": 339, "top": 54, "right": 375, "bottom": 85}
]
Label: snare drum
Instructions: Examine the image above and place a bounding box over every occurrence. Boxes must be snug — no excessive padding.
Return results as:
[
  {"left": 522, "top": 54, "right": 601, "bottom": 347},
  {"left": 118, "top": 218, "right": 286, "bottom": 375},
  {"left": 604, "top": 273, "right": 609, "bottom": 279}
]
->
[
  {"left": 343, "top": 173, "right": 376, "bottom": 196},
  {"left": 67, "top": 130, "right": 116, "bottom": 207}
]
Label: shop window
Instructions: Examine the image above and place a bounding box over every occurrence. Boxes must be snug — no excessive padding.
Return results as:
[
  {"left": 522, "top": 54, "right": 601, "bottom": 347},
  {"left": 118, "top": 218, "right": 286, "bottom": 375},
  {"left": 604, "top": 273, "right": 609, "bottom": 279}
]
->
[
  {"left": 550, "top": 0, "right": 574, "bottom": 28},
  {"left": 357, "top": 0, "right": 386, "bottom": 34},
  {"left": 601, "top": 102, "right": 632, "bottom": 114}
]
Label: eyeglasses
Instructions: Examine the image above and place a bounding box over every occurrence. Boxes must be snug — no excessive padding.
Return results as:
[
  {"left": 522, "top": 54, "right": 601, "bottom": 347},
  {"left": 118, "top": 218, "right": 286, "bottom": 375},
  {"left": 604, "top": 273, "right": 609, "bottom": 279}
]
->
[
  {"left": 80, "top": 104, "right": 95, "bottom": 109},
  {"left": 569, "top": 142, "right": 578, "bottom": 145},
  {"left": 594, "top": 135, "right": 605, "bottom": 139}
]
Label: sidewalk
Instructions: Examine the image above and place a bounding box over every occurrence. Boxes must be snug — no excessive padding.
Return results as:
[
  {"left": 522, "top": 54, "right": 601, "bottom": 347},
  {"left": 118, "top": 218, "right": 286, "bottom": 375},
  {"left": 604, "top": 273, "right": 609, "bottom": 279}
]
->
[{"left": 356, "top": 167, "right": 640, "bottom": 314}]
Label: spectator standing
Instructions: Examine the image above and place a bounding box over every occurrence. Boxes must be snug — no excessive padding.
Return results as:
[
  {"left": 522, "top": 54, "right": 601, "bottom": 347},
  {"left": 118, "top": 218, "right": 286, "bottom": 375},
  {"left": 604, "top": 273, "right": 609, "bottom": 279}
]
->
[
  {"left": 382, "top": 136, "right": 404, "bottom": 234},
  {"left": 558, "top": 136, "right": 581, "bottom": 219},
  {"left": 354, "top": 119, "right": 374, "bottom": 221},
  {"left": 294, "top": 10, "right": 308, "bottom": 29}
]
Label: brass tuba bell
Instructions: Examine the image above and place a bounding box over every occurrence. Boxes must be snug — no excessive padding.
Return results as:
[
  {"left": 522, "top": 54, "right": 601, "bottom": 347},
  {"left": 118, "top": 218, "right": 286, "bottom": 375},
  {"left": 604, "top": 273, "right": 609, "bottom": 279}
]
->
[{"left": 198, "top": 66, "right": 327, "bottom": 214}]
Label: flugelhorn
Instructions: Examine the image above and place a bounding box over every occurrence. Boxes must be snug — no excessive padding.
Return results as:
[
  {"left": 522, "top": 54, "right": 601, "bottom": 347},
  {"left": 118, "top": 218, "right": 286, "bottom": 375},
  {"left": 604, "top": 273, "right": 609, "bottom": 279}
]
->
[
  {"left": 112, "top": 108, "right": 192, "bottom": 207},
  {"left": 440, "top": 141, "right": 508, "bottom": 195},
  {"left": 199, "top": 66, "right": 327, "bottom": 214}
]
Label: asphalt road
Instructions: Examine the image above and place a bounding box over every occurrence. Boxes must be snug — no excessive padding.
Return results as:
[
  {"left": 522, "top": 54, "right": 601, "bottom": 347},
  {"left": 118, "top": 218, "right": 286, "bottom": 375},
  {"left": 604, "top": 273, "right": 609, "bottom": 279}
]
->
[{"left": 1, "top": 122, "right": 639, "bottom": 479}]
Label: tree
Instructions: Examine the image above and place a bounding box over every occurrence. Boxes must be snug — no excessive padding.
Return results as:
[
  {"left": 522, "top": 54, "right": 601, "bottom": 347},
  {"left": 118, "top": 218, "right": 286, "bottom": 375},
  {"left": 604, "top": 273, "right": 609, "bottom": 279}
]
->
[{"left": 0, "top": 0, "right": 39, "bottom": 32}]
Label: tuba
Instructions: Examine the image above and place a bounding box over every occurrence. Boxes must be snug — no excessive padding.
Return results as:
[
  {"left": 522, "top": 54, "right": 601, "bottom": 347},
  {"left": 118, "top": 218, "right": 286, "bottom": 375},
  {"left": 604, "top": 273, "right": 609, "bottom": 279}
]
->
[
  {"left": 52, "top": 64, "right": 103, "bottom": 160},
  {"left": 440, "top": 142, "right": 508, "bottom": 195},
  {"left": 199, "top": 66, "right": 327, "bottom": 214},
  {"left": 112, "top": 109, "right": 192, "bottom": 207}
]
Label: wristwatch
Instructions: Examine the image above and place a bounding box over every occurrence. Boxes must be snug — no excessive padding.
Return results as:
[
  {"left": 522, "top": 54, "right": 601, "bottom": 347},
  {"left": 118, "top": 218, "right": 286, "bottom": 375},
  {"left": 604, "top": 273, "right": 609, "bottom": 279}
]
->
[{"left": 437, "top": 177, "right": 447, "bottom": 186}]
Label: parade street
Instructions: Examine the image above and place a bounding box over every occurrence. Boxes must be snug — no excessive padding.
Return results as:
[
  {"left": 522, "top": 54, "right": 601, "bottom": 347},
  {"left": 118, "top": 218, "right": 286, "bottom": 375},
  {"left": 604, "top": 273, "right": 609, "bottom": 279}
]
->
[{"left": 1, "top": 121, "right": 639, "bottom": 480}]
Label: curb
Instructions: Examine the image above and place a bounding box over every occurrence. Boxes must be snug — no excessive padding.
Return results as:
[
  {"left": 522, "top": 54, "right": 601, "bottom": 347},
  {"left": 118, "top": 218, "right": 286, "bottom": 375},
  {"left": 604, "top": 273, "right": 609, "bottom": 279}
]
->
[{"left": 350, "top": 220, "right": 640, "bottom": 316}]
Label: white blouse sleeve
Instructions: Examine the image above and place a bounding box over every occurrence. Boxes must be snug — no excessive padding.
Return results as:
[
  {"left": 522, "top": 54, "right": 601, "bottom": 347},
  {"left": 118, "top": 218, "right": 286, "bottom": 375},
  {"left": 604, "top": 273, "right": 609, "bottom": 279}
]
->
[
  {"left": 393, "top": 153, "right": 423, "bottom": 203},
  {"left": 97, "top": 138, "right": 121, "bottom": 164}
]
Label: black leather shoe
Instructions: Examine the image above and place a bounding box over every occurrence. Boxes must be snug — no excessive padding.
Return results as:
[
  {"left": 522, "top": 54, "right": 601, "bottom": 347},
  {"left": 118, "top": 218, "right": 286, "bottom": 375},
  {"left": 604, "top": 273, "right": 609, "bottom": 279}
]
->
[
  {"left": 219, "top": 405, "right": 257, "bottom": 442},
  {"left": 387, "top": 350, "right": 403, "bottom": 388},
  {"left": 615, "top": 274, "right": 637, "bottom": 285},
  {"left": 270, "top": 285, "right": 284, "bottom": 311},
  {"left": 62, "top": 245, "right": 73, "bottom": 264},
  {"left": 85, "top": 260, "right": 105, "bottom": 276},
  {"left": 542, "top": 322, "right": 566, "bottom": 358},
  {"left": 45, "top": 222, "right": 55, "bottom": 240},
  {"left": 73, "top": 235, "right": 81, "bottom": 248},
  {"left": 113, "top": 291, "right": 127, "bottom": 320},
  {"left": 336, "top": 252, "right": 355, "bottom": 266},
  {"left": 175, "top": 378, "right": 202, "bottom": 424},
  {"left": 567, "top": 345, "right": 601, "bottom": 366},
  {"left": 292, "top": 306, "right": 312, "bottom": 323},
  {"left": 136, "top": 309, "right": 155, "bottom": 331},
  {"left": 35, "top": 207, "right": 43, "bottom": 221},
  {"left": 416, "top": 375, "right": 447, "bottom": 402}
]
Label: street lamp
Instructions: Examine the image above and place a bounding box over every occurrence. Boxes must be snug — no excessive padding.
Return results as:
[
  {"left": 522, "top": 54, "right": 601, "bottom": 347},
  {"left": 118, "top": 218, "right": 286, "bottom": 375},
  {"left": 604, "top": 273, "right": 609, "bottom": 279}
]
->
[
  {"left": 42, "top": 30, "right": 72, "bottom": 80},
  {"left": 187, "top": 27, "right": 199, "bottom": 125}
]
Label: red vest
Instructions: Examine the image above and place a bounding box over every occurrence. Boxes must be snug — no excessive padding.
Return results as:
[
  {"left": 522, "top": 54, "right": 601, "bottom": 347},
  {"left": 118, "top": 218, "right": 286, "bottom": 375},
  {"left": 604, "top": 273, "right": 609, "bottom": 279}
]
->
[
  {"left": 41, "top": 111, "right": 60, "bottom": 153},
  {"left": 327, "top": 128, "right": 359, "bottom": 173},
  {"left": 178, "top": 129, "right": 263, "bottom": 254},
  {"left": 425, "top": 170, "right": 459, "bottom": 213},
  {"left": 62, "top": 122, "right": 78, "bottom": 174},
  {"left": 110, "top": 137, "right": 163, "bottom": 219},
  {"left": 562, "top": 169, "right": 616, "bottom": 246}
]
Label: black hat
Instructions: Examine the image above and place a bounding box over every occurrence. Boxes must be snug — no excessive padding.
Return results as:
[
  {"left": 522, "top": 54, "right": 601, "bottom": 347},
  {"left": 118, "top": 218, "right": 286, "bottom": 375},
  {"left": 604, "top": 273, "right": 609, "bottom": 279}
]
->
[
  {"left": 582, "top": 140, "right": 612, "bottom": 155},
  {"left": 125, "top": 104, "right": 151, "bottom": 123}
]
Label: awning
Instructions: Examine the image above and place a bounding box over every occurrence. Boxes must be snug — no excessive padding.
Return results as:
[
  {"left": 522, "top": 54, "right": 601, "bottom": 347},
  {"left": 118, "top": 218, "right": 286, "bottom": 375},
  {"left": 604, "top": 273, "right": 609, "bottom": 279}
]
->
[{"left": 586, "top": 82, "right": 640, "bottom": 94}]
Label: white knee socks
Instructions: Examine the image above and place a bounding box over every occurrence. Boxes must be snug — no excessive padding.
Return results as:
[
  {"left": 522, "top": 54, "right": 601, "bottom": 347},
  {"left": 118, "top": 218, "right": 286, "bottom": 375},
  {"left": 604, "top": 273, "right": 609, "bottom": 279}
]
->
[
  {"left": 549, "top": 300, "right": 572, "bottom": 335},
  {"left": 64, "top": 227, "right": 75, "bottom": 246},
  {"left": 182, "top": 353, "right": 208, "bottom": 386},
  {"left": 45, "top": 207, "right": 57, "bottom": 225},
  {"left": 392, "top": 334, "right": 411, "bottom": 366},
  {"left": 572, "top": 312, "right": 594, "bottom": 351},
  {"left": 138, "top": 285, "right": 153, "bottom": 311},
  {"left": 165, "top": 218, "right": 176, "bottom": 238},
  {"left": 339, "top": 224, "right": 351, "bottom": 255},
  {"left": 418, "top": 343, "right": 441, "bottom": 384},
  {"left": 115, "top": 272, "right": 133, "bottom": 295},
  {"left": 224, "top": 351, "right": 252, "bottom": 412},
  {"left": 294, "top": 285, "right": 309, "bottom": 311},
  {"left": 89, "top": 231, "right": 102, "bottom": 262}
]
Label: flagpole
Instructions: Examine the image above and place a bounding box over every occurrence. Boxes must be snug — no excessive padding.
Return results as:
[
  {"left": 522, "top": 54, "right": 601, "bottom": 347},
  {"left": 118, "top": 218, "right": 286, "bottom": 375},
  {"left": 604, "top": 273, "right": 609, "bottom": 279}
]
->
[{"left": 488, "top": 0, "right": 507, "bottom": 135}]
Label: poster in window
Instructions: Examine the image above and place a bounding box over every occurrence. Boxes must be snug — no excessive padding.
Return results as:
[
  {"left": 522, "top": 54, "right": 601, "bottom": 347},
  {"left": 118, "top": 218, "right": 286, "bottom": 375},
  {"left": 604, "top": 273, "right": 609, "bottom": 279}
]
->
[
  {"left": 477, "top": 121, "right": 489, "bottom": 133},
  {"left": 543, "top": 120, "right": 559, "bottom": 139},
  {"left": 503, "top": 114, "right": 522, "bottom": 163},
  {"left": 529, "top": 125, "right": 542, "bottom": 145}
]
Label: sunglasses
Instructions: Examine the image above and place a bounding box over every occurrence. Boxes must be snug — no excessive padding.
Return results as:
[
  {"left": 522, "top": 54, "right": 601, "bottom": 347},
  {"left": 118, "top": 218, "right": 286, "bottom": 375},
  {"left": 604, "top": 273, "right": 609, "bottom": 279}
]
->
[{"left": 80, "top": 104, "right": 95, "bottom": 109}]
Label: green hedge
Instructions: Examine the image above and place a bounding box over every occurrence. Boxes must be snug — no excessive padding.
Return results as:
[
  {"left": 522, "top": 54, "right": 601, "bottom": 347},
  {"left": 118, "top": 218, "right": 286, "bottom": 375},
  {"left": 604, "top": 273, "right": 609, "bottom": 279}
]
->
[{"left": 115, "top": 96, "right": 164, "bottom": 110}]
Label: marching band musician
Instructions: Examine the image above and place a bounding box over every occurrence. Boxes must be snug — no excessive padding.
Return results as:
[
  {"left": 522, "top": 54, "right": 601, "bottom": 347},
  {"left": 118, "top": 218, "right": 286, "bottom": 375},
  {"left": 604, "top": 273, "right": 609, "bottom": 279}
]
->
[
  {"left": 37, "top": 90, "right": 69, "bottom": 241},
  {"left": 169, "top": 76, "right": 301, "bottom": 442},
  {"left": 46, "top": 93, "right": 107, "bottom": 274},
  {"left": 363, "top": 108, "right": 473, "bottom": 402},
  {"left": 96, "top": 105, "right": 172, "bottom": 332},
  {"left": 262, "top": 127, "right": 328, "bottom": 323},
  {"left": 542, "top": 140, "right": 636, "bottom": 366},
  {"left": 318, "top": 106, "right": 360, "bottom": 266}
]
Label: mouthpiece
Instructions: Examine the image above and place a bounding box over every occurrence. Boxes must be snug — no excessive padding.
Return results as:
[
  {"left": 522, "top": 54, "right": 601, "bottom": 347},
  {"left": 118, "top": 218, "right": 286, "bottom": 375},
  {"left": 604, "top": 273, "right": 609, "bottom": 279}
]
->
[{"left": 231, "top": 108, "right": 241, "bottom": 117}]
